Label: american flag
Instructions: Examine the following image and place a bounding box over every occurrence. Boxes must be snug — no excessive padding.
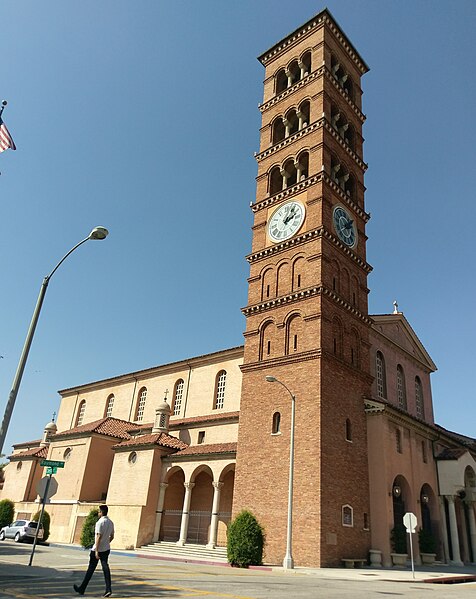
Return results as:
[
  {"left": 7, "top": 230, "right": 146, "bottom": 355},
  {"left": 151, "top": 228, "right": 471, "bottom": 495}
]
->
[{"left": 0, "top": 117, "right": 16, "bottom": 152}]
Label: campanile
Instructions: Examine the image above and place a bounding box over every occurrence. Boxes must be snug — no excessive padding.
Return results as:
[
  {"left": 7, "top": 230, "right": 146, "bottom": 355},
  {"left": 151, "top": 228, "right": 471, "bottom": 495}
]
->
[{"left": 234, "top": 10, "right": 373, "bottom": 567}]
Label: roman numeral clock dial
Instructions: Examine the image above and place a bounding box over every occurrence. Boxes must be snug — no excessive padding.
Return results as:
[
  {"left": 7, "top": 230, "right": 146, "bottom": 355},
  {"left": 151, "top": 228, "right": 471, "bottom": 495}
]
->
[
  {"left": 268, "top": 200, "right": 305, "bottom": 243},
  {"left": 333, "top": 205, "right": 357, "bottom": 248}
]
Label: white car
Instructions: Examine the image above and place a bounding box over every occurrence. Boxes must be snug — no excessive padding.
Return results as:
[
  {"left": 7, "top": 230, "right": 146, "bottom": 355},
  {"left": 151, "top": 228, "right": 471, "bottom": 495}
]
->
[{"left": 0, "top": 520, "right": 43, "bottom": 542}]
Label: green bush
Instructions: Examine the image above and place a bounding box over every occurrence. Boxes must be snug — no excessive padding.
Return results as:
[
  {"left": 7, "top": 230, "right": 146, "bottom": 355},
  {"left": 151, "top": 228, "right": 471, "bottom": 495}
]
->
[
  {"left": 390, "top": 524, "right": 408, "bottom": 554},
  {"left": 80, "top": 509, "right": 99, "bottom": 549},
  {"left": 32, "top": 510, "right": 50, "bottom": 542},
  {"left": 418, "top": 528, "right": 436, "bottom": 553},
  {"left": 227, "top": 510, "right": 265, "bottom": 568},
  {"left": 0, "top": 499, "right": 15, "bottom": 528}
]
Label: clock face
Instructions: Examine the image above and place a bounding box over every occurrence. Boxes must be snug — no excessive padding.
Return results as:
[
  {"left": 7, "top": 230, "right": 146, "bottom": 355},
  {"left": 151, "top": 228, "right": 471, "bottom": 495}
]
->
[
  {"left": 268, "top": 201, "right": 305, "bottom": 243},
  {"left": 333, "top": 205, "right": 357, "bottom": 248}
]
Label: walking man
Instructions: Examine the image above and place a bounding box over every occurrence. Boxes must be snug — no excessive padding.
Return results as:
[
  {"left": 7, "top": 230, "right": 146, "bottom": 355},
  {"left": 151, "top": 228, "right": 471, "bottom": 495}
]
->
[{"left": 74, "top": 504, "right": 114, "bottom": 597}]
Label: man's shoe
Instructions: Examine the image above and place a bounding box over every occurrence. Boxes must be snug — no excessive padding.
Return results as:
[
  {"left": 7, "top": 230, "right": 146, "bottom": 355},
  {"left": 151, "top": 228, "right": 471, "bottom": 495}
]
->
[
  {"left": 103, "top": 592, "right": 112, "bottom": 598},
  {"left": 73, "top": 584, "right": 84, "bottom": 595}
]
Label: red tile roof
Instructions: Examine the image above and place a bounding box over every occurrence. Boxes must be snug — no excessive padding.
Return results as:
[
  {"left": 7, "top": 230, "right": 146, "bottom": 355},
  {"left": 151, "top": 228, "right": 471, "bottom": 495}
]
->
[
  {"left": 435, "top": 447, "right": 468, "bottom": 460},
  {"left": 53, "top": 417, "right": 133, "bottom": 440},
  {"left": 8, "top": 446, "right": 48, "bottom": 460},
  {"left": 173, "top": 442, "right": 237, "bottom": 457},
  {"left": 113, "top": 432, "right": 188, "bottom": 451},
  {"left": 171, "top": 411, "right": 240, "bottom": 427}
]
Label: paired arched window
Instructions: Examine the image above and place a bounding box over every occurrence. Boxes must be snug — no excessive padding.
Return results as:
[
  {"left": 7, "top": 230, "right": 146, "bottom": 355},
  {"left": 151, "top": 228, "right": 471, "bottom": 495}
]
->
[
  {"left": 396, "top": 365, "right": 407, "bottom": 410},
  {"left": 330, "top": 103, "right": 355, "bottom": 150},
  {"left": 271, "top": 100, "right": 311, "bottom": 145},
  {"left": 376, "top": 351, "right": 387, "bottom": 399},
  {"left": 76, "top": 400, "right": 86, "bottom": 427},
  {"left": 214, "top": 370, "right": 226, "bottom": 410},
  {"left": 275, "top": 51, "right": 312, "bottom": 95},
  {"left": 268, "top": 151, "right": 309, "bottom": 195},
  {"left": 415, "top": 376, "right": 424, "bottom": 419},
  {"left": 173, "top": 379, "right": 184, "bottom": 416},
  {"left": 331, "top": 54, "right": 354, "bottom": 100},
  {"left": 135, "top": 387, "right": 147, "bottom": 422},
  {"left": 330, "top": 155, "right": 356, "bottom": 199},
  {"left": 104, "top": 394, "right": 114, "bottom": 418}
]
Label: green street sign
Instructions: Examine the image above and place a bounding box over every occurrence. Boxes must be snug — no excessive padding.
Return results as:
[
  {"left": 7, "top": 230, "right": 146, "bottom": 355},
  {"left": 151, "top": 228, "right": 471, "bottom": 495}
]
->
[
  {"left": 46, "top": 466, "right": 57, "bottom": 475},
  {"left": 40, "top": 460, "right": 65, "bottom": 468}
]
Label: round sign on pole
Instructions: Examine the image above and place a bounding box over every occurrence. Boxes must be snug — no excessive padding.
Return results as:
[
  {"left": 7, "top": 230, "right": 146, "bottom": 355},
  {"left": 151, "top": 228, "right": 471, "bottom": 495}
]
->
[
  {"left": 36, "top": 476, "right": 58, "bottom": 500},
  {"left": 403, "top": 512, "right": 417, "bottom": 533}
]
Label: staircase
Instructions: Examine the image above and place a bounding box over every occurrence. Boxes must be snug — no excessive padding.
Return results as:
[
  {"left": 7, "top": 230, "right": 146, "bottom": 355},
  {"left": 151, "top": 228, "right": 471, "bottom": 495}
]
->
[{"left": 137, "top": 541, "right": 228, "bottom": 564}]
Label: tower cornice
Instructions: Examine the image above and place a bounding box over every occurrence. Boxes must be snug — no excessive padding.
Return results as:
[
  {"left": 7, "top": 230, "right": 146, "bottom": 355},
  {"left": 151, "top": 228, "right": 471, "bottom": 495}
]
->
[{"left": 258, "top": 9, "right": 369, "bottom": 75}]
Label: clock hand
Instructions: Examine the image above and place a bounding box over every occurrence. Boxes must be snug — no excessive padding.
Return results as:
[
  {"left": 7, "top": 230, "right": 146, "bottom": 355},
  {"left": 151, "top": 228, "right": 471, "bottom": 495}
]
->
[
  {"left": 284, "top": 207, "right": 296, "bottom": 224},
  {"left": 343, "top": 218, "right": 354, "bottom": 230}
]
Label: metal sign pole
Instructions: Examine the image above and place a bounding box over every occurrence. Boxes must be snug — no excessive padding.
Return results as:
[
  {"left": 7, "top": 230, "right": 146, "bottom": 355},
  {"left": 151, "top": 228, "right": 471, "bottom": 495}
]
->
[
  {"left": 408, "top": 530, "right": 415, "bottom": 579},
  {"left": 28, "top": 473, "right": 51, "bottom": 566}
]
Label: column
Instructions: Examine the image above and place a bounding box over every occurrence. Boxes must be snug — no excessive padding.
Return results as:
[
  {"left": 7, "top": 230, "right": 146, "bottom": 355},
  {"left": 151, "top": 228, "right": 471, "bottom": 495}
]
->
[
  {"left": 207, "top": 481, "right": 224, "bottom": 548},
  {"left": 153, "top": 483, "right": 168, "bottom": 541},
  {"left": 285, "top": 68, "right": 292, "bottom": 88},
  {"left": 283, "top": 118, "right": 290, "bottom": 138},
  {"left": 296, "top": 110, "right": 303, "bottom": 130},
  {"left": 447, "top": 496, "right": 463, "bottom": 566},
  {"left": 438, "top": 496, "right": 450, "bottom": 564},
  {"left": 177, "top": 482, "right": 195, "bottom": 546},
  {"left": 294, "top": 160, "right": 302, "bottom": 182},
  {"left": 466, "top": 501, "right": 476, "bottom": 564},
  {"left": 280, "top": 168, "right": 288, "bottom": 189},
  {"left": 298, "top": 60, "right": 305, "bottom": 79}
]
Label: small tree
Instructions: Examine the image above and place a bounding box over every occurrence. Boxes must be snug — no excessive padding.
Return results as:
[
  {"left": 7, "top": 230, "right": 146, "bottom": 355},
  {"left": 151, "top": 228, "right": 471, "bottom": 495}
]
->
[
  {"left": 80, "top": 508, "right": 99, "bottom": 549},
  {"left": 227, "top": 510, "right": 265, "bottom": 568},
  {"left": 390, "top": 524, "right": 407, "bottom": 554},
  {"left": 32, "top": 510, "right": 50, "bottom": 542},
  {"left": 0, "top": 499, "right": 15, "bottom": 528}
]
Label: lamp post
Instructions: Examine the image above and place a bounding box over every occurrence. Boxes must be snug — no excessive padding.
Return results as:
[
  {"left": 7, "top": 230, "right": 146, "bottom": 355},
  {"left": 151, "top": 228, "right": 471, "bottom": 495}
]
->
[
  {"left": 0, "top": 227, "right": 109, "bottom": 455},
  {"left": 265, "top": 375, "right": 295, "bottom": 569}
]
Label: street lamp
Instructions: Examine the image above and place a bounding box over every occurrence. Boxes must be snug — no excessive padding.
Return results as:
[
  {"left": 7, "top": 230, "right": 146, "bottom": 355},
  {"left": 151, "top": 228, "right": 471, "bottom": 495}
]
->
[
  {"left": 265, "top": 374, "right": 295, "bottom": 569},
  {"left": 0, "top": 227, "right": 109, "bottom": 455}
]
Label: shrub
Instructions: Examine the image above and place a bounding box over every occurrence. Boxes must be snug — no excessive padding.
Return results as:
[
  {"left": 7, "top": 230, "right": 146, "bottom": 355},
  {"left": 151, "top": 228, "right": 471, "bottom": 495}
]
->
[
  {"left": 390, "top": 524, "right": 408, "bottom": 554},
  {"left": 80, "top": 509, "right": 99, "bottom": 549},
  {"left": 227, "top": 510, "right": 265, "bottom": 568},
  {"left": 418, "top": 528, "right": 436, "bottom": 553},
  {"left": 0, "top": 499, "right": 14, "bottom": 528},
  {"left": 32, "top": 510, "right": 50, "bottom": 542}
]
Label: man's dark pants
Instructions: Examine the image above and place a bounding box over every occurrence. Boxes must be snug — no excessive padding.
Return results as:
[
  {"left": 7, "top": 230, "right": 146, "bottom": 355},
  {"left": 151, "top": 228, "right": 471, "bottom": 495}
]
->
[{"left": 77, "top": 549, "right": 111, "bottom": 593}]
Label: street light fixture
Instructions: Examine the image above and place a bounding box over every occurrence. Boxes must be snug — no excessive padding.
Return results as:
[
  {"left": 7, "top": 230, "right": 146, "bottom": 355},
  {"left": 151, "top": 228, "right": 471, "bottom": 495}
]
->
[
  {"left": 265, "top": 374, "right": 295, "bottom": 569},
  {"left": 0, "top": 227, "right": 109, "bottom": 455}
]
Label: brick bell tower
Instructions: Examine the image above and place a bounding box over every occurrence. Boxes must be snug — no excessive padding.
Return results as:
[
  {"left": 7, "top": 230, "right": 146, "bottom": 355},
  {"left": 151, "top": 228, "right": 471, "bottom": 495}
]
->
[{"left": 233, "top": 10, "right": 373, "bottom": 567}]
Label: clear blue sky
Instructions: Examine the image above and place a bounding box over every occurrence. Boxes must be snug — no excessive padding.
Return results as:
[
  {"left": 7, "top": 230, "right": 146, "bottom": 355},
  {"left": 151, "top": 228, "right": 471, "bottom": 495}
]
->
[{"left": 1, "top": 1, "right": 475, "bottom": 454}]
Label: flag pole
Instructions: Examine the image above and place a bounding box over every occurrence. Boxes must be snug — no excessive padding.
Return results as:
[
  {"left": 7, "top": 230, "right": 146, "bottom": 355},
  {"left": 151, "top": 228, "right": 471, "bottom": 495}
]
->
[{"left": 0, "top": 100, "right": 7, "bottom": 118}]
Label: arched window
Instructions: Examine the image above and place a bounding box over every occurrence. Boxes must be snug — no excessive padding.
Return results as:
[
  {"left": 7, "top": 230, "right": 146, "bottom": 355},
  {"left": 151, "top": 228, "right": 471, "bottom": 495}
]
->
[
  {"left": 298, "top": 100, "right": 310, "bottom": 129},
  {"left": 292, "top": 257, "right": 306, "bottom": 291},
  {"left": 269, "top": 166, "right": 283, "bottom": 195},
  {"left": 345, "top": 419, "right": 352, "bottom": 442},
  {"left": 376, "top": 351, "right": 387, "bottom": 398},
  {"left": 272, "top": 412, "right": 281, "bottom": 434},
  {"left": 415, "top": 377, "right": 424, "bottom": 419},
  {"left": 76, "top": 400, "right": 86, "bottom": 427},
  {"left": 135, "top": 387, "right": 147, "bottom": 422},
  {"left": 276, "top": 262, "right": 291, "bottom": 297},
  {"left": 397, "top": 365, "right": 407, "bottom": 410},
  {"left": 288, "top": 60, "right": 300, "bottom": 85},
  {"left": 300, "top": 51, "right": 311, "bottom": 76},
  {"left": 173, "top": 379, "right": 184, "bottom": 416},
  {"left": 282, "top": 158, "right": 297, "bottom": 188},
  {"left": 286, "top": 314, "right": 304, "bottom": 355},
  {"left": 396, "top": 428, "right": 402, "bottom": 454},
  {"left": 272, "top": 118, "right": 286, "bottom": 144},
  {"left": 276, "top": 68, "right": 288, "bottom": 94},
  {"left": 285, "top": 109, "right": 299, "bottom": 137},
  {"left": 104, "top": 394, "right": 114, "bottom": 418},
  {"left": 332, "top": 317, "right": 343, "bottom": 357},
  {"left": 295, "top": 151, "right": 309, "bottom": 181},
  {"left": 260, "top": 321, "right": 276, "bottom": 361},
  {"left": 214, "top": 370, "right": 226, "bottom": 409},
  {"left": 342, "top": 504, "right": 353, "bottom": 527},
  {"left": 350, "top": 329, "right": 360, "bottom": 367}
]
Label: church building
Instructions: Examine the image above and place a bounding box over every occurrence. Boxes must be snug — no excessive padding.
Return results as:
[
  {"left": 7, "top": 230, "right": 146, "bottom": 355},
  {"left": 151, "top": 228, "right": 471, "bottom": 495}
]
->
[{"left": 2, "top": 9, "right": 476, "bottom": 568}]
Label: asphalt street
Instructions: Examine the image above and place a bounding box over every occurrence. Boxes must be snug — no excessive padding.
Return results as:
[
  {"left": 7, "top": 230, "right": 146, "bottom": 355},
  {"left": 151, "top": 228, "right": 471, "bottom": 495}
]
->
[{"left": 0, "top": 541, "right": 475, "bottom": 598}]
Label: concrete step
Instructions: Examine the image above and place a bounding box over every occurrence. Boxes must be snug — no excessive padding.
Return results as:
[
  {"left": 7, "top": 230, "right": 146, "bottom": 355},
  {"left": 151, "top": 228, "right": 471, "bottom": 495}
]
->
[{"left": 137, "top": 541, "right": 228, "bottom": 563}]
